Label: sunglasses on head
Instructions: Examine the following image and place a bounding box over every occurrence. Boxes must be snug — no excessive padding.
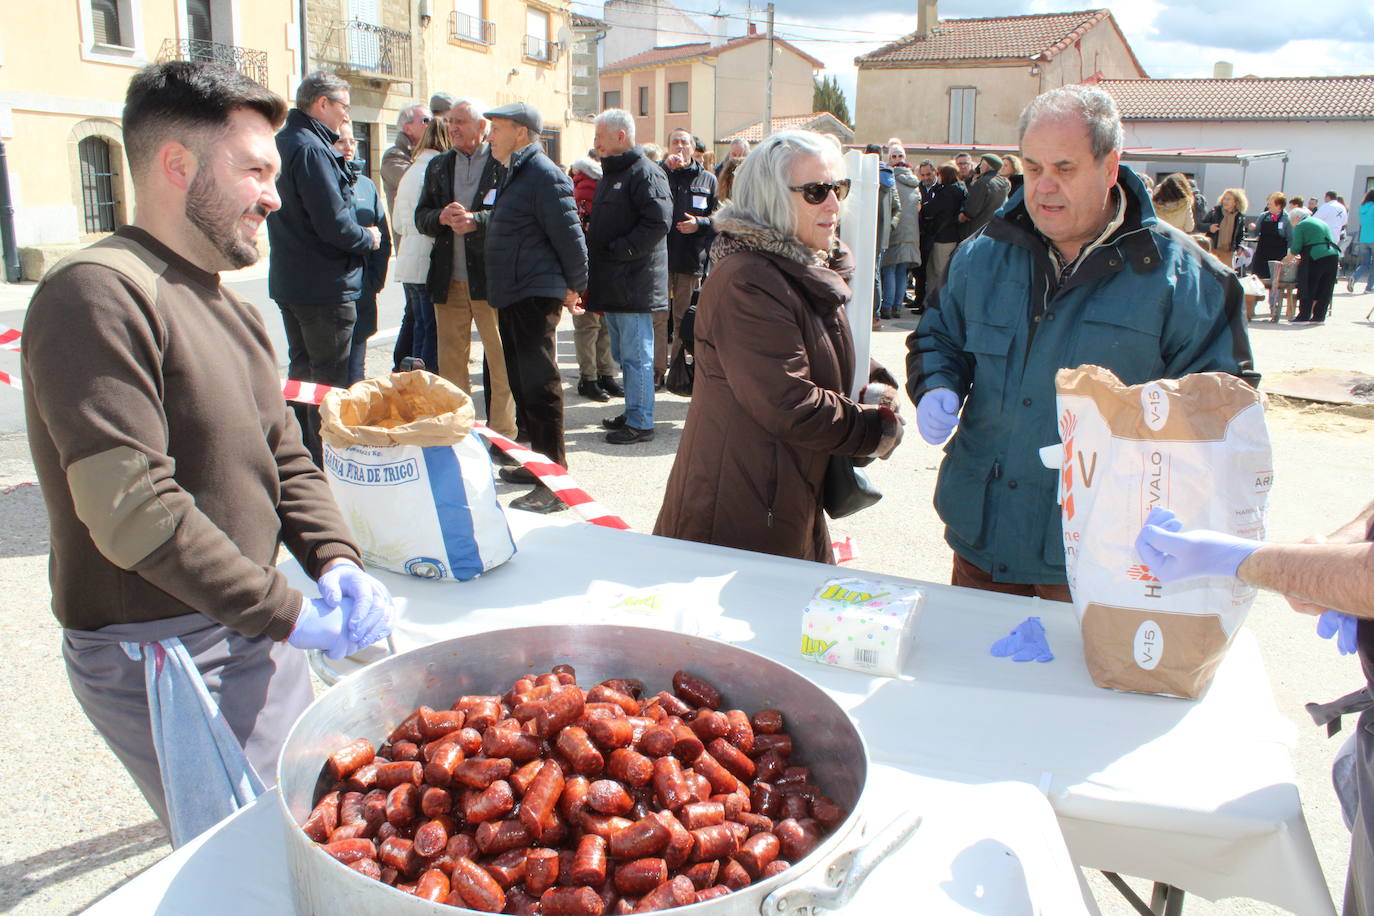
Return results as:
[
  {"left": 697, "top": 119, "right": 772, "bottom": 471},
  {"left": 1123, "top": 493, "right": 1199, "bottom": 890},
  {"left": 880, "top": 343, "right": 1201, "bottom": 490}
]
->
[{"left": 788, "top": 179, "right": 851, "bottom": 204}]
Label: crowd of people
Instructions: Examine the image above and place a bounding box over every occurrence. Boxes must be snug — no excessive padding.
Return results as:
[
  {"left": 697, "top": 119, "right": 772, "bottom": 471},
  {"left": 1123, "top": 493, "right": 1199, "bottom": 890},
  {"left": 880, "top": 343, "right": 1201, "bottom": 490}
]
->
[{"left": 18, "top": 58, "right": 1374, "bottom": 907}]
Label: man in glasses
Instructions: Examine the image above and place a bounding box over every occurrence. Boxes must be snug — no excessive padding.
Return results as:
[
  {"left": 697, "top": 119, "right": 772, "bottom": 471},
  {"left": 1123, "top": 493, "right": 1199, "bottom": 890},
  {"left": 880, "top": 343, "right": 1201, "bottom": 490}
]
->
[
  {"left": 267, "top": 70, "right": 382, "bottom": 465},
  {"left": 907, "top": 84, "right": 1256, "bottom": 600},
  {"left": 381, "top": 102, "right": 434, "bottom": 230}
]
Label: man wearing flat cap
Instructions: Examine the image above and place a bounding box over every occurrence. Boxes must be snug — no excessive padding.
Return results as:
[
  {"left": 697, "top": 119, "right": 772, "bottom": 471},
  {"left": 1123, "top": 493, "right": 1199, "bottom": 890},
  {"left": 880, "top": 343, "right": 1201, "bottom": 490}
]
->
[
  {"left": 429, "top": 92, "right": 454, "bottom": 117},
  {"left": 481, "top": 101, "right": 588, "bottom": 513},
  {"left": 959, "top": 153, "right": 1011, "bottom": 241}
]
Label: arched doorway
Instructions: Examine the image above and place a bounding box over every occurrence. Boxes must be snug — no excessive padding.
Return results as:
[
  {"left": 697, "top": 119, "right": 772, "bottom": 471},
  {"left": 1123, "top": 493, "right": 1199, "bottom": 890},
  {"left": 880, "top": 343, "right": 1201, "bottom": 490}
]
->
[{"left": 78, "top": 136, "right": 118, "bottom": 234}]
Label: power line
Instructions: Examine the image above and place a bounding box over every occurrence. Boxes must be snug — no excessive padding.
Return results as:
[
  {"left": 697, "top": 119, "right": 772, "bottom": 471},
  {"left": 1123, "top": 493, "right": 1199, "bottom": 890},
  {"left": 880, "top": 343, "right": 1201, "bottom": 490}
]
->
[{"left": 578, "top": 0, "right": 898, "bottom": 38}]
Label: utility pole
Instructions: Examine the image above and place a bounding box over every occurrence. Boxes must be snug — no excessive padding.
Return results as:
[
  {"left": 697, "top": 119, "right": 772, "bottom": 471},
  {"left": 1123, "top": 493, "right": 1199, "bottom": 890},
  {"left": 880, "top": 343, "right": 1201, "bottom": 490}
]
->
[{"left": 762, "top": 3, "right": 775, "bottom": 139}]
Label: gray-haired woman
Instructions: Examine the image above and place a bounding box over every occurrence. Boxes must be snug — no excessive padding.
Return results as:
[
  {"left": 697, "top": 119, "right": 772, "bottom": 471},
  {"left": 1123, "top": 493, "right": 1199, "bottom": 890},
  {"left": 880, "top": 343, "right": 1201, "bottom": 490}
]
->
[{"left": 654, "top": 130, "right": 903, "bottom": 563}]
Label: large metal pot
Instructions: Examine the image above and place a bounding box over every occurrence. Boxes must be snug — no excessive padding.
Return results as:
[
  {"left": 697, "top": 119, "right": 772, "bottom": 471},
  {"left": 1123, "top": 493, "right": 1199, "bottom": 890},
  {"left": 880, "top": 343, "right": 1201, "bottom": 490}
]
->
[{"left": 278, "top": 625, "right": 919, "bottom": 914}]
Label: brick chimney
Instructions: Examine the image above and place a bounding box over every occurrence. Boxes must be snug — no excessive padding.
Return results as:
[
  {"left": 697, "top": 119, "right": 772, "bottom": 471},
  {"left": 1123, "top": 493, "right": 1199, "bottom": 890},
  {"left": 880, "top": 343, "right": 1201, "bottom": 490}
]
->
[{"left": 917, "top": 0, "right": 938, "bottom": 38}]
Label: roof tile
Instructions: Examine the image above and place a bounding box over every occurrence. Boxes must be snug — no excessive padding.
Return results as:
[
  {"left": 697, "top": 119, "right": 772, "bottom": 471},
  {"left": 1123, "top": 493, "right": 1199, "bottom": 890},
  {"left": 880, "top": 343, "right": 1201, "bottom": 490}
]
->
[
  {"left": 858, "top": 9, "right": 1111, "bottom": 65},
  {"left": 1099, "top": 76, "right": 1374, "bottom": 121},
  {"left": 603, "top": 34, "right": 824, "bottom": 73},
  {"left": 718, "top": 112, "right": 852, "bottom": 143}
]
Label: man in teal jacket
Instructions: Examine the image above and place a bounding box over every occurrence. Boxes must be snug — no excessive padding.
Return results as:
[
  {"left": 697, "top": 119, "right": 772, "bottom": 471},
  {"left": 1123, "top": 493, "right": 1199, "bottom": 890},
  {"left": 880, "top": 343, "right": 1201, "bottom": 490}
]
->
[{"left": 906, "top": 85, "right": 1258, "bottom": 597}]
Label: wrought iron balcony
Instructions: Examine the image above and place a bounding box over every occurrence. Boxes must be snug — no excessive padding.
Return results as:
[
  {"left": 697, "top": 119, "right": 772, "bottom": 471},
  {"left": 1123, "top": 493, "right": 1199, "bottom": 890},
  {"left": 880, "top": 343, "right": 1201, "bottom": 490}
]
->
[
  {"left": 524, "top": 35, "right": 560, "bottom": 64},
  {"left": 449, "top": 10, "right": 494, "bottom": 45},
  {"left": 319, "top": 20, "right": 412, "bottom": 81},
  {"left": 157, "top": 38, "right": 269, "bottom": 85}
]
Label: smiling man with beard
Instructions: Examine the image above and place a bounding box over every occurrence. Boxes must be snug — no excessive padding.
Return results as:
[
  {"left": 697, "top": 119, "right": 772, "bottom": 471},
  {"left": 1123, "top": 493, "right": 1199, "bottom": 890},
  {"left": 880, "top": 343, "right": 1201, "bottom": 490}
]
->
[{"left": 20, "top": 61, "right": 394, "bottom": 842}]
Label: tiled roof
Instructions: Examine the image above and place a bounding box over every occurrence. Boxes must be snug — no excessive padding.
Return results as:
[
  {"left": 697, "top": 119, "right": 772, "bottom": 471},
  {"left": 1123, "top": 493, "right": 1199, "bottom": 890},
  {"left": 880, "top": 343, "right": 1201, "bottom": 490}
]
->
[
  {"left": 718, "top": 112, "right": 854, "bottom": 143},
  {"left": 1098, "top": 76, "right": 1374, "bottom": 121},
  {"left": 858, "top": 9, "right": 1119, "bottom": 66},
  {"left": 571, "top": 13, "right": 605, "bottom": 29},
  {"left": 602, "top": 34, "right": 824, "bottom": 74}
]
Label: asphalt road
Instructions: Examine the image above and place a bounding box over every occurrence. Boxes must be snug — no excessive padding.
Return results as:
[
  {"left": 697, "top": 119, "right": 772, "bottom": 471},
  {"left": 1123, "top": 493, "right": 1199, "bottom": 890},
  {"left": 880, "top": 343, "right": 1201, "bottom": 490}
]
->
[{"left": 0, "top": 269, "right": 1371, "bottom": 914}]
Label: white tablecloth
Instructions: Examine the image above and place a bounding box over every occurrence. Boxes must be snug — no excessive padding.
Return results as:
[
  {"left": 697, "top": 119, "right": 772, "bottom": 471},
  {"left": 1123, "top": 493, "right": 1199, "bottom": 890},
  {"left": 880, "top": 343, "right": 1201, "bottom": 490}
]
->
[
  {"left": 285, "top": 511, "right": 1330, "bottom": 913},
  {"left": 89, "top": 762, "right": 1093, "bottom": 915}
]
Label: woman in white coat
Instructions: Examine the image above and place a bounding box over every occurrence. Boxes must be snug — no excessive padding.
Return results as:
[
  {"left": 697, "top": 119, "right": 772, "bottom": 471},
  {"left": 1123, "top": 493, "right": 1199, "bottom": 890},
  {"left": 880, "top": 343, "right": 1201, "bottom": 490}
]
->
[{"left": 391, "top": 117, "right": 450, "bottom": 370}]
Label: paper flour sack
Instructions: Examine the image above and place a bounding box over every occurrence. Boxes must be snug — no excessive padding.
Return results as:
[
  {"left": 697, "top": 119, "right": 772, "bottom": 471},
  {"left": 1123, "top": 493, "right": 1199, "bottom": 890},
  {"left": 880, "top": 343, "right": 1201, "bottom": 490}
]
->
[
  {"left": 1047, "top": 366, "right": 1271, "bottom": 699},
  {"left": 320, "top": 371, "right": 515, "bottom": 581}
]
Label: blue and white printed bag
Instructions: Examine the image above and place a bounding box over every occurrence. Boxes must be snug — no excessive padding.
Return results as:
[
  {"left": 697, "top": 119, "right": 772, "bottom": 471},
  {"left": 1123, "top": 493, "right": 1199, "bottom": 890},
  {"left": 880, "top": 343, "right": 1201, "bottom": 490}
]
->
[{"left": 320, "top": 371, "right": 515, "bottom": 581}]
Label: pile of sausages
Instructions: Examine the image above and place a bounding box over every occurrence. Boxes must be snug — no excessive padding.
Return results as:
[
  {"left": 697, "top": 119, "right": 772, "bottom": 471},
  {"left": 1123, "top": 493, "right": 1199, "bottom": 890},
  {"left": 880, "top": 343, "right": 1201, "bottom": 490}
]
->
[{"left": 301, "top": 666, "right": 845, "bottom": 913}]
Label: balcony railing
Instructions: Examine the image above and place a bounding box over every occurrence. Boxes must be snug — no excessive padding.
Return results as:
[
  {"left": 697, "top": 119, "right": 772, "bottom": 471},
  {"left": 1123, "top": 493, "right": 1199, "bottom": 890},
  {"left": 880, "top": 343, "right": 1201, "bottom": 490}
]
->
[
  {"left": 524, "top": 35, "right": 559, "bottom": 63},
  {"left": 319, "top": 20, "right": 412, "bottom": 81},
  {"left": 449, "top": 10, "right": 494, "bottom": 45},
  {"left": 157, "top": 38, "right": 269, "bottom": 85}
]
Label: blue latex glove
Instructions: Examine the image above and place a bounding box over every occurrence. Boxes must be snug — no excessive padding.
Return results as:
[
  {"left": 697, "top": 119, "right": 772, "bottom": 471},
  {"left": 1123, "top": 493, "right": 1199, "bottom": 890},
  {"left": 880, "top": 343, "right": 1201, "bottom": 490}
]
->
[
  {"left": 916, "top": 388, "right": 961, "bottom": 445},
  {"left": 1134, "top": 507, "right": 1261, "bottom": 584},
  {"left": 990, "top": 616, "right": 1054, "bottom": 663},
  {"left": 287, "top": 597, "right": 361, "bottom": 660},
  {"left": 1317, "top": 610, "right": 1359, "bottom": 656},
  {"left": 317, "top": 561, "right": 395, "bottom": 647}
]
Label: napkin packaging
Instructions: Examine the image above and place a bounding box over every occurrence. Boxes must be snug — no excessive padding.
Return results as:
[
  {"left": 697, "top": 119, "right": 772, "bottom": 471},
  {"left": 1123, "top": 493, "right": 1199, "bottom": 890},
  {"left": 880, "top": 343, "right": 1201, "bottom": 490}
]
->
[{"left": 801, "top": 577, "right": 923, "bottom": 676}]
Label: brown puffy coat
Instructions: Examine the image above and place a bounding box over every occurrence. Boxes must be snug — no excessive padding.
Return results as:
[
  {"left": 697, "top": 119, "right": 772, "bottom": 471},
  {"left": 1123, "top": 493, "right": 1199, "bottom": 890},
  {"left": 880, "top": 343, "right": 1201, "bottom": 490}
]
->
[{"left": 653, "top": 211, "right": 888, "bottom": 563}]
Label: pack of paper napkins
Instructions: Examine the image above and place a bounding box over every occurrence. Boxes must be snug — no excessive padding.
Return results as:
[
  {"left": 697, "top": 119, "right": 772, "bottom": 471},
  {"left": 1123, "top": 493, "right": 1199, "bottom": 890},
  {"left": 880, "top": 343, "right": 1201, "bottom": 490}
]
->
[{"left": 801, "top": 577, "right": 924, "bottom": 676}]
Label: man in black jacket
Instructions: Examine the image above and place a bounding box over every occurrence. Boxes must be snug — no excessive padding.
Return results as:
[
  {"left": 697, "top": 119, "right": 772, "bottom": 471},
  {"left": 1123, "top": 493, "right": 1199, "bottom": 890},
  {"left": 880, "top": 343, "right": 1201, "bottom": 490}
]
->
[
  {"left": 588, "top": 110, "right": 672, "bottom": 444},
  {"left": 483, "top": 102, "right": 588, "bottom": 512},
  {"left": 267, "top": 70, "right": 381, "bottom": 464},
  {"left": 413, "top": 99, "right": 516, "bottom": 442},
  {"left": 661, "top": 127, "right": 716, "bottom": 377}
]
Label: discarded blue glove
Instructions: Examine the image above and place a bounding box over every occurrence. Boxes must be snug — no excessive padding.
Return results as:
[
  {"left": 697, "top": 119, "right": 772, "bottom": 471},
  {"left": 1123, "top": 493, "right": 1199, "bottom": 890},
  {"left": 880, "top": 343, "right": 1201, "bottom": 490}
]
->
[
  {"left": 1317, "top": 610, "right": 1359, "bottom": 656},
  {"left": 990, "top": 616, "right": 1054, "bottom": 663}
]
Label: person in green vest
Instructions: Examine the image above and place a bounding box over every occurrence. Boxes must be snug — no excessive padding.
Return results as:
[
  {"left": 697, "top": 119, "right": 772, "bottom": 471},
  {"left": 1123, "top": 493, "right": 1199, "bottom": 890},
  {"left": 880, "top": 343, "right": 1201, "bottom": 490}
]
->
[{"left": 1284, "top": 213, "right": 1341, "bottom": 323}]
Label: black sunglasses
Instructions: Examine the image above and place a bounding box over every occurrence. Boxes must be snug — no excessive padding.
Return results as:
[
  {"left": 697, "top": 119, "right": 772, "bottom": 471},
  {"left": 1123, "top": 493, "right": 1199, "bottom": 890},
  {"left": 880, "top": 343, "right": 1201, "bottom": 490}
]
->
[{"left": 788, "top": 179, "right": 850, "bottom": 205}]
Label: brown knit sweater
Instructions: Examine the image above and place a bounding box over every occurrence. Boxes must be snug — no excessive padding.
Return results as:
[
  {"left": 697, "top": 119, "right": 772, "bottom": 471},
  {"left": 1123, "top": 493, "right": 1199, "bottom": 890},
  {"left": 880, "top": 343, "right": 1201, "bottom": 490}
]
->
[{"left": 22, "top": 227, "right": 360, "bottom": 639}]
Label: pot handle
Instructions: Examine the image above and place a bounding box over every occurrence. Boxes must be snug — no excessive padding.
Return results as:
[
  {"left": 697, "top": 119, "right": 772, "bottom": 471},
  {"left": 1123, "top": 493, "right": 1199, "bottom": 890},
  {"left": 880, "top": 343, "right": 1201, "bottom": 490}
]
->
[
  {"left": 762, "top": 810, "right": 923, "bottom": 915},
  {"left": 308, "top": 634, "right": 397, "bottom": 687}
]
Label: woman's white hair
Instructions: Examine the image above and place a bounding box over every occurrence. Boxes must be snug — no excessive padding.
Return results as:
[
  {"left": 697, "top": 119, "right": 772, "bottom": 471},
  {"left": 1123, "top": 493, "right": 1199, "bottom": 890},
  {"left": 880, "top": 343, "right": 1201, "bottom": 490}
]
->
[{"left": 730, "top": 130, "right": 845, "bottom": 239}]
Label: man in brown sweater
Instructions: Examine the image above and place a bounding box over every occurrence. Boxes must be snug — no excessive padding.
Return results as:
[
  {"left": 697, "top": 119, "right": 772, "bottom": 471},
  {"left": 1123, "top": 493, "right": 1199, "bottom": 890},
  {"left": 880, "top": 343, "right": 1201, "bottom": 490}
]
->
[{"left": 21, "top": 62, "right": 395, "bottom": 836}]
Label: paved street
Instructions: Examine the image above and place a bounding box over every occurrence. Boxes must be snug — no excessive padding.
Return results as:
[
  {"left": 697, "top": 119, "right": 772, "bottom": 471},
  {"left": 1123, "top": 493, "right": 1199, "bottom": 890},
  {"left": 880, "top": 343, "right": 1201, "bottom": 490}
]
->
[{"left": 0, "top": 270, "right": 1371, "bottom": 913}]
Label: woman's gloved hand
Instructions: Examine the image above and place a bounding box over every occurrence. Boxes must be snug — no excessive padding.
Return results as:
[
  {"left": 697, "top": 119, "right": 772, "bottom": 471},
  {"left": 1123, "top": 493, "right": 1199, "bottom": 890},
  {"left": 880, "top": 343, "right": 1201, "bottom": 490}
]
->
[
  {"left": 1317, "top": 610, "right": 1360, "bottom": 656},
  {"left": 916, "top": 388, "right": 960, "bottom": 444},
  {"left": 287, "top": 597, "right": 360, "bottom": 660},
  {"left": 874, "top": 406, "right": 903, "bottom": 460},
  {"left": 1134, "top": 507, "right": 1261, "bottom": 583},
  {"left": 317, "top": 560, "right": 395, "bottom": 647}
]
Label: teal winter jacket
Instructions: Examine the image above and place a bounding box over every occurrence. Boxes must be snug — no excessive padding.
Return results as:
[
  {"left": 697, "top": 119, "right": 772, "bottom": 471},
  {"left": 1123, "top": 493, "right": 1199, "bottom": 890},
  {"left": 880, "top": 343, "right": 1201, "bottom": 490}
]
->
[{"left": 906, "top": 167, "right": 1259, "bottom": 584}]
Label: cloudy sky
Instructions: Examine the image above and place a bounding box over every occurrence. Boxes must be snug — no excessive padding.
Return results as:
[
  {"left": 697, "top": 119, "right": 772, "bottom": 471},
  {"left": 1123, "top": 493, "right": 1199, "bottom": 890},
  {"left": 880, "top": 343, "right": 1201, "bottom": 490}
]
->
[{"left": 584, "top": 0, "right": 1374, "bottom": 111}]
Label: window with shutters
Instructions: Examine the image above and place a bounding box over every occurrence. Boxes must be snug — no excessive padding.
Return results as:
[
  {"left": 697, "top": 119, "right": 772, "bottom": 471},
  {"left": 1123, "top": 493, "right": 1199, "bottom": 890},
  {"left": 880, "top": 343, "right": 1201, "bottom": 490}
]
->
[
  {"left": 82, "top": 0, "right": 144, "bottom": 64},
  {"left": 92, "top": 0, "right": 124, "bottom": 46},
  {"left": 948, "top": 87, "right": 976, "bottom": 145},
  {"left": 186, "top": 0, "right": 212, "bottom": 42},
  {"left": 638, "top": 86, "right": 649, "bottom": 117},
  {"left": 667, "top": 82, "right": 688, "bottom": 114},
  {"left": 524, "top": 7, "right": 553, "bottom": 62},
  {"left": 604, "top": 90, "right": 621, "bottom": 110}
]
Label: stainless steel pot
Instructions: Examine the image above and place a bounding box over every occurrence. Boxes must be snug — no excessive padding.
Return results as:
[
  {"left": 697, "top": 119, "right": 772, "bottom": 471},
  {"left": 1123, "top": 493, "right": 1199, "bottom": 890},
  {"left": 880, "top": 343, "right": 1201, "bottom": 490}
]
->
[{"left": 278, "top": 625, "right": 919, "bottom": 914}]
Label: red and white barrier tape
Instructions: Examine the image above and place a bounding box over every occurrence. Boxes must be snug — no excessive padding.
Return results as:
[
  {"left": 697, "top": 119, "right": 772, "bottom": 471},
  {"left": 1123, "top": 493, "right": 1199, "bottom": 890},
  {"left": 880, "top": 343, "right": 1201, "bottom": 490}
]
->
[
  {"left": 281, "top": 379, "right": 630, "bottom": 530},
  {"left": 831, "top": 536, "right": 857, "bottom": 564},
  {"left": 0, "top": 331, "right": 629, "bottom": 529}
]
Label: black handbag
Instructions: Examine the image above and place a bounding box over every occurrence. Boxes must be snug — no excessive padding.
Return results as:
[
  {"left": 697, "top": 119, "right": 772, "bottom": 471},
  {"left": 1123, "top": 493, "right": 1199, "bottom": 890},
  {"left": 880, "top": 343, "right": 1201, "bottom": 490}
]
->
[
  {"left": 665, "top": 347, "right": 694, "bottom": 396},
  {"left": 665, "top": 303, "right": 697, "bottom": 397},
  {"left": 823, "top": 455, "right": 882, "bottom": 519}
]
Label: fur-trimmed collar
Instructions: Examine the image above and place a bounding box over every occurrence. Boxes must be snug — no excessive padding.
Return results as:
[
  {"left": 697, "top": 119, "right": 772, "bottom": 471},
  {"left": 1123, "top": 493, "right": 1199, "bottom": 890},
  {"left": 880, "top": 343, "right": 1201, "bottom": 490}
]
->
[{"left": 710, "top": 203, "right": 829, "bottom": 268}]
